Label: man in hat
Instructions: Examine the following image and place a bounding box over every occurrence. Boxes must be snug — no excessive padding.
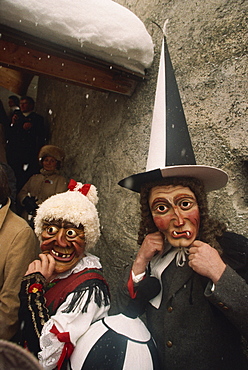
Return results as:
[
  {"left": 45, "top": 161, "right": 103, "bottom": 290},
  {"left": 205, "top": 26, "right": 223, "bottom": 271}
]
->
[
  {"left": 18, "top": 180, "right": 110, "bottom": 370},
  {"left": 118, "top": 174, "right": 248, "bottom": 369},
  {"left": 117, "top": 36, "right": 248, "bottom": 369}
]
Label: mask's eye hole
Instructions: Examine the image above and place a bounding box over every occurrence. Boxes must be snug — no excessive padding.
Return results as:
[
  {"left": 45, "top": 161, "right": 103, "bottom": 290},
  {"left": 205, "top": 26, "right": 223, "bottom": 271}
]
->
[
  {"left": 180, "top": 200, "right": 194, "bottom": 210},
  {"left": 154, "top": 204, "right": 169, "bottom": 213},
  {"left": 158, "top": 205, "right": 166, "bottom": 212},
  {"left": 66, "top": 229, "right": 77, "bottom": 238},
  {"left": 47, "top": 225, "right": 59, "bottom": 235}
]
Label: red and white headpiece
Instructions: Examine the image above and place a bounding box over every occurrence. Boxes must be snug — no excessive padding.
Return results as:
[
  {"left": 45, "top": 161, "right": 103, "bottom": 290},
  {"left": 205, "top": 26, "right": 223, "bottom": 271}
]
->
[{"left": 34, "top": 179, "right": 100, "bottom": 250}]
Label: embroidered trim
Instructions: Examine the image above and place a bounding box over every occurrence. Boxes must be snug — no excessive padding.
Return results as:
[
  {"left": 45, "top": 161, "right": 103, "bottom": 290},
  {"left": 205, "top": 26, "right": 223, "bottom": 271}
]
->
[
  {"left": 23, "top": 273, "right": 49, "bottom": 338},
  {"left": 28, "top": 283, "right": 43, "bottom": 294}
]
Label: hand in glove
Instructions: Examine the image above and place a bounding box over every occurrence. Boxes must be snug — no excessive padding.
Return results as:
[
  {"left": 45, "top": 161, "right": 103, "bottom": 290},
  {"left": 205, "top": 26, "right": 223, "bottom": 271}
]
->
[{"left": 23, "top": 196, "right": 38, "bottom": 214}]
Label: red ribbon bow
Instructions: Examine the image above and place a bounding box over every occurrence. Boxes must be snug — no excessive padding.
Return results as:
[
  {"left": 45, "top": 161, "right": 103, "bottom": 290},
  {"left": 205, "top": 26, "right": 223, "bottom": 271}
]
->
[
  {"left": 68, "top": 179, "right": 91, "bottom": 196},
  {"left": 50, "top": 324, "right": 74, "bottom": 370}
]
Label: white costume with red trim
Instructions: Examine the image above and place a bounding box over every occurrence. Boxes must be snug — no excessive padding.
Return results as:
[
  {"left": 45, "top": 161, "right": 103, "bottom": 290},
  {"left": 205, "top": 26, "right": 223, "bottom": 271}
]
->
[{"left": 38, "top": 254, "right": 110, "bottom": 370}]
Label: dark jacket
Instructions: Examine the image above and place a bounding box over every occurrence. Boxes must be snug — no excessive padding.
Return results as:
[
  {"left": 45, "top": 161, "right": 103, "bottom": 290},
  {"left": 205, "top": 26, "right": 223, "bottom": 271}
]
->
[{"left": 6, "top": 111, "right": 47, "bottom": 192}]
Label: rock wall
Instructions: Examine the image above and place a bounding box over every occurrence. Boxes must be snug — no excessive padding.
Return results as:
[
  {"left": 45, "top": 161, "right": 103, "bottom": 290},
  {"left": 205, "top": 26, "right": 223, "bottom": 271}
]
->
[{"left": 36, "top": 0, "right": 247, "bottom": 307}]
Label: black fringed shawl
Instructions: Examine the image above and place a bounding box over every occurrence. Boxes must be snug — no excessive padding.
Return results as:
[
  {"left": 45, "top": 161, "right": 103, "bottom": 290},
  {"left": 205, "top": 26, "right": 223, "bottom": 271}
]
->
[{"left": 45, "top": 268, "right": 110, "bottom": 315}]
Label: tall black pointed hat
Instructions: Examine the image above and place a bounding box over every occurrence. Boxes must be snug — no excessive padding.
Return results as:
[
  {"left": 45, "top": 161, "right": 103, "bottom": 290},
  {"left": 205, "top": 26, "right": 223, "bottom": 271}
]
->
[{"left": 118, "top": 36, "right": 228, "bottom": 193}]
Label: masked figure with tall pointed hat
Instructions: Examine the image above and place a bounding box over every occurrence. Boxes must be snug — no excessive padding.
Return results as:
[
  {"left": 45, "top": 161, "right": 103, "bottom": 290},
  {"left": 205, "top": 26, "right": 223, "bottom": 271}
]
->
[{"left": 118, "top": 35, "right": 248, "bottom": 369}]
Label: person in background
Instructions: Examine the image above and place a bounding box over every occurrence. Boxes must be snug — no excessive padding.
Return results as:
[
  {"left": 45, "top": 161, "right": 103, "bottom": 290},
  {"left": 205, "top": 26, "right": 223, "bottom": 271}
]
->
[
  {"left": 0, "top": 164, "right": 39, "bottom": 341},
  {"left": 6, "top": 96, "right": 47, "bottom": 193},
  {"left": 0, "top": 96, "right": 19, "bottom": 148},
  {"left": 17, "top": 145, "right": 67, "bottom": 227},
  {"left": 0, "top": 99, "right": 8, "bottom": 128},
  {"left": 18, "top": 180, "right": 110, "bottom": 370},
  {"left": 7, "top": 95, "right": 20, "bottom": 119}
]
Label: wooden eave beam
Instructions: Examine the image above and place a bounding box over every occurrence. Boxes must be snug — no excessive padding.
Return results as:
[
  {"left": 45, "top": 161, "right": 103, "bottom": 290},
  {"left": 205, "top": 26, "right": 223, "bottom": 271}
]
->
[{"left": 0, "top": 25, "right": 146, "bottom": 96}]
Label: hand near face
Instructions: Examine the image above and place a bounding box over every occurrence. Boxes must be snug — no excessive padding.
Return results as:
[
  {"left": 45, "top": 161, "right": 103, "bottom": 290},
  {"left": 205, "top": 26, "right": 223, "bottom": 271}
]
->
[
  {"left": 133, "top": 231, "right": 164, "bottom": 275},
  {"left": 188, "top": 240, "right": 226, "bottom": 283},
  {"left": 11, "top": 113, "right": 19, "bottom": 124},
  {"left": 25, "top": 253, "right": 56, "bottom": 282}
]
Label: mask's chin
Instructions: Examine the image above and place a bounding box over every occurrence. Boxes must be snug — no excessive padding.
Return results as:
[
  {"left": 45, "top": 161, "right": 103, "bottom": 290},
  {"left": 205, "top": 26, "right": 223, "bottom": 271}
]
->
[
  {"left": 41, "top": 245, "right": 86, "bottom": 274},
  {"left": 54, "top": 259, "right": 79, "bottom": 274},
  {"left": 167, "top": 236, "right": 196, "bottom": 248}
]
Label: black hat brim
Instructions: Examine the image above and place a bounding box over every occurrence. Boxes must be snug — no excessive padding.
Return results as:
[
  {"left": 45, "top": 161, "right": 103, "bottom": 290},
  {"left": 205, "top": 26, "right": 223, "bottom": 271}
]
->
[{"left": 118, "top": 165, "right": 228, "bottom": 193}]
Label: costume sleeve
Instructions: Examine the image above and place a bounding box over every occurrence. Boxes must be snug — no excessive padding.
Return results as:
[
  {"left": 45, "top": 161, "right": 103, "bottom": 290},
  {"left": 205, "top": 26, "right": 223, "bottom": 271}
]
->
[
  {"left": 116, "top": 265, "right": 143, "bottom": 312},
  {"left": 38, "top": 283, "right": 110, "bottom": 370},
  {"left": 0, "top": 227, "right": 38, "bottom": 340},
  {"left": 127, "top": 270, "right": 146, "bottom": 298},
  {"left": 205, "top": 264, "right": 248, "bottom": 339},
  {"left": 205, "top": 231, "right": 248, "bottom": 339},
  {"left": 18, "top": 272, "right": 50, "bottom": 355}
]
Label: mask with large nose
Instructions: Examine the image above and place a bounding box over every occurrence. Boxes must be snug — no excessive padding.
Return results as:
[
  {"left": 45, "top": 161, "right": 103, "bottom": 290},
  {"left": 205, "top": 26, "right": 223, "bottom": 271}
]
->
[
  {"left": 40, "top": 220, "right": 86, "bottom": 274},
  {"left": 149, "top": 185, "right": 200, "bottom": 248}
]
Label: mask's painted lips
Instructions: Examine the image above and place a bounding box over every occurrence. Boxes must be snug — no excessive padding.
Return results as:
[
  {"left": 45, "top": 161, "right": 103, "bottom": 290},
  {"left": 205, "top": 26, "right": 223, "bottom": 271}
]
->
[
  {"left": 172, "top": 230, "right": 191, "bottom": 239},
  {"left": 51, "top": 249, "right": 75, "bottom": 262}
]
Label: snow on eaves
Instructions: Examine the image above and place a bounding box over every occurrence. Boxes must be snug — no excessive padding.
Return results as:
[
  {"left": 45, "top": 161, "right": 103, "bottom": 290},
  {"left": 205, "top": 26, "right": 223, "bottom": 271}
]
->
[{"left": 0, "top": 0, "right": 154, "bottom": 74}]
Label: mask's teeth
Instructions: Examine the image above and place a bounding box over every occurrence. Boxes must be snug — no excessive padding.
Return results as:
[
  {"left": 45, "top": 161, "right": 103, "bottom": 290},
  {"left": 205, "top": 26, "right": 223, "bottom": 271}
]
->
[
  {"left": 186, "top": 231, "right": 190, "bottom": 237},
  {"left": 52, "top": 250, "right": 73, "bottom": 258}
]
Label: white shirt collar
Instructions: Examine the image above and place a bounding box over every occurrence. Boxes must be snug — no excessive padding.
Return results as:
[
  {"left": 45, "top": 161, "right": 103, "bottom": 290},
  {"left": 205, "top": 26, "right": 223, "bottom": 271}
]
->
[{"left": 149, "top": 247, "right": 189, "bottom": 309}]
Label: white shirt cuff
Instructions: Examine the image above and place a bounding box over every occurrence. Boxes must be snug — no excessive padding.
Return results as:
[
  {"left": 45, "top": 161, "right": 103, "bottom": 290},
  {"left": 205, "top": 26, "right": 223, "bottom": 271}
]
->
[{"left": 131, "top": 270, "right": 146, "bottom": 283}]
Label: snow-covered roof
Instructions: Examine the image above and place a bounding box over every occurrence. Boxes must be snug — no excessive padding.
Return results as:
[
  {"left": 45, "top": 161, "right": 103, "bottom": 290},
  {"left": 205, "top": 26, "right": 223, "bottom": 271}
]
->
[{"left": 0, "top": 0, "right": 154, "bottom": 74}]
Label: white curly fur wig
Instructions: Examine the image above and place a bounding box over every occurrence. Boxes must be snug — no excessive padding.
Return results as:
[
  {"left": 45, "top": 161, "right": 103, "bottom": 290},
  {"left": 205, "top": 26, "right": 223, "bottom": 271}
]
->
[{"left": 34, "top": 184, "right": 100, "bottom": 250}]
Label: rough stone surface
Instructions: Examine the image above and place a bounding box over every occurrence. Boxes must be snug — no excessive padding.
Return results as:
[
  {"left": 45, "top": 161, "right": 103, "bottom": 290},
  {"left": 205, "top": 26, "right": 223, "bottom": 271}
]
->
[{"left": 35, "top": 0, "right": 247, "bottom": 308}]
